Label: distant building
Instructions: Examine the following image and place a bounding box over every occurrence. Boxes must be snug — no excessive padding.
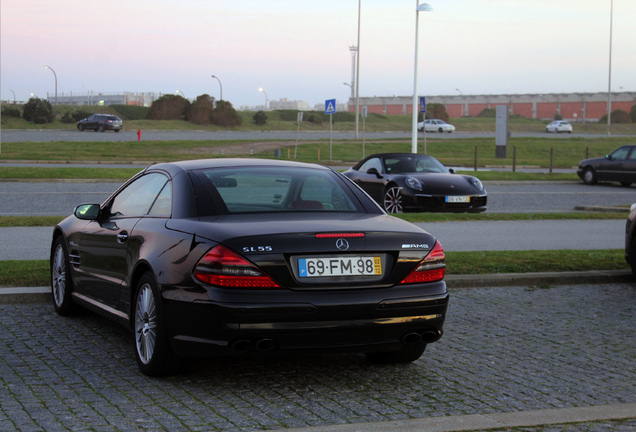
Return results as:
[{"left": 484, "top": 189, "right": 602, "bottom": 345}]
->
[
  {"left": 347, "top": 92, "right": 636, "bottom": 122},
  {"left": 46, "top": 92, "right": 160, "bottom": 107},
  {"left": 269, "top": 98, "right": 312, "bottom": 111}
]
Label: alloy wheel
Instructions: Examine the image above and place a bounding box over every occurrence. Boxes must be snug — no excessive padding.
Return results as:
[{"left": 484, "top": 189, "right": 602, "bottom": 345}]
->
[
  {"left": 384, "top": 186, "right": 403, "bottom": 213},
  {"left": 51, "top": 244, "right": 66, "bottom": 308},
  {"left": 135, "top": 283, "right": 158, "bottom": 365}
]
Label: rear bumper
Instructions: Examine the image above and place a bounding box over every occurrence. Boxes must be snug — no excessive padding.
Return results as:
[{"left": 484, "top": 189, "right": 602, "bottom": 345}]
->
[{"left": 162, "top": 282, "right": 449, "bottom": 357}]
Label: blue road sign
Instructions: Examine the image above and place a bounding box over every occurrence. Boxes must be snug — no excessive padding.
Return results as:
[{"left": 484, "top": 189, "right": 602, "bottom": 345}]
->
[
  {"left": 325, "top": 99, "right": 336, "bottom": 114},
  {"left": 420, "top": 96, "right": 426, "bottom": 113}
]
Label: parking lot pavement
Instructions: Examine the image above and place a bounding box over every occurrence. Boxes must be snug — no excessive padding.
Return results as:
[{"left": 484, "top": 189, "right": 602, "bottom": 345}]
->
[{"left": 1, "top": 283, "right": 635, "bottom": 432}]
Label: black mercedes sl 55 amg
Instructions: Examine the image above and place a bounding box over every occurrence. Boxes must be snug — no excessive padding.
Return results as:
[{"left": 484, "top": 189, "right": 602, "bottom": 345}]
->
[{"left": 50, "top": 158, "right": 449, "bottom": 376}]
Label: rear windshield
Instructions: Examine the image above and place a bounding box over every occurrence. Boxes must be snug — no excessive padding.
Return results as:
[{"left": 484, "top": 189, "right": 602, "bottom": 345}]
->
[{"left": 191, "top": 166, "right": 362, "bottom": 215}]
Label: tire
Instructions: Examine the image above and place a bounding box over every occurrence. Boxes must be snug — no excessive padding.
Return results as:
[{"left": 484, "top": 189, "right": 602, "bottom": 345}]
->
[
  {"left": 98, "top": 125, "right": 105, "bottom": 132},
  {"left": 629, "top": 239, "right": 636, "bottom": 277},
  {"left": 438, "top": 128, "right": 443, "bottom": 133},
  {"left": 114, "top": 129, "right": 121, "bottom": 133},
  {"left": 383, "top": 185, "right": 403, "bottom": 213},
  {"left": 50, "top": 236, "right": 79, "bottom": 316},
  {"left": 365, "top": 342, "right": 426, "bottom": 364},
  {"left": 78, "top": 124, "right": 84, "bottom": 131},
  {"left": 133, "top": 272, "right": 182, "bottom": 376},
  {"left": 620, "top": 182, "right": 632, "bottom": 187},
  {"left": 582, "top": 167, "right": 597, "bottom": 185}
]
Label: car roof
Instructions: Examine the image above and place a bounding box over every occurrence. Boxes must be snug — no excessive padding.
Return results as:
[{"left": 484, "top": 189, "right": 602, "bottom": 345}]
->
[{"left": 146, "top": 158, "right": 330, "bottom": 174}]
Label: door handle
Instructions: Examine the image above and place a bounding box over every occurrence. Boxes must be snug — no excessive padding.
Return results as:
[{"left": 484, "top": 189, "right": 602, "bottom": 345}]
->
[{"left": 117, "top": 231, "right": 128, "bottom": 244}]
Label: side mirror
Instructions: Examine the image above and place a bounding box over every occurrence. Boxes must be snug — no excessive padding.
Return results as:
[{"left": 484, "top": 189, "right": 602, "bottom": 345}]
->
[
  {"left": 74, "top": 204, "right": 100, "bottom": 220},
  {"left": 605, "top": 154, "right": 611, "bottom": 160},
  {"left": 448, "top": 168, "right": 455, "bottom": 174},
  {"left": 366, "top": 167, "right": 383, "bottom": 178}
]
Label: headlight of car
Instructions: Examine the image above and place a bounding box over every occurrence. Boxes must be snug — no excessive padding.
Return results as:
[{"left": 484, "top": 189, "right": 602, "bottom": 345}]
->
[
  {"left": 405, "top": 177, "right": 423, "bottom": 191},
  {"left": 471, "top": 178, "right": 484, "bottom": 190}
]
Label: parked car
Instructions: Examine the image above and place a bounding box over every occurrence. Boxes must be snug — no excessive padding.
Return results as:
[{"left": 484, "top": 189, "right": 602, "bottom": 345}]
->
[
  {"left": 417, "top": 119, "right": 455, "bottom": 133},
  {"left": 625, "top": 203, "right": 636, "bottom": 276},
  {"left": 343, "top": 153, "right": 487, "bottom": 213},
  {"left": 50, "top": 158, "right": 449, "bottom": 376},
  {"left": 577, "top": 145, "right": 636, "bottom": 186},
  {"left": 77, "top": 114, "right": 123, "bottom": 132},
  {"left": 545, "top": 120, "right": 573, "bottom": 133}
]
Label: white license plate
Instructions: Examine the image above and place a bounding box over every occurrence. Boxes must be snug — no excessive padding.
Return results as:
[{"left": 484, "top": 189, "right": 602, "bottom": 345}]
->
[
  {"left": 446, "top": 196, "right": 469, "bottom": 203},
  {"left": 298, "top": 256, "right": 382, "bottom": 278}
]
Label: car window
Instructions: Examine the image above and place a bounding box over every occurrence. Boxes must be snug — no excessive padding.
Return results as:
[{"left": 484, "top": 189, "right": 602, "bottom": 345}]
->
[
  {"left": 627, "top": 148, "right": 636, "bottom": 161},
  {"left": 611, "top": 147, "right": 630, "bottom": 161},
  {"left": 109, "top": 173, "right": 170, "bottom": 218},
  {"left": 193, "top": 166, "right": 361, "bottom": 214},
  {"left": 148, "top": 181, "right": 172, "bottom": 216},
  {"left": 359, "top": 157, "right": 382, "bottom": 173}
]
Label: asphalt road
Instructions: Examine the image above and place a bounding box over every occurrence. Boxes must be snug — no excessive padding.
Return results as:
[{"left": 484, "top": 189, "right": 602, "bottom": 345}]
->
[
  {"left": 0, "top": 130, "right": 617, "bottom": 143},
  {"left": 1, "top": 181, "right": 632, "bottom": 260},
  {"left": 2, "top": 180, "right": 635, "bottom": 216}
]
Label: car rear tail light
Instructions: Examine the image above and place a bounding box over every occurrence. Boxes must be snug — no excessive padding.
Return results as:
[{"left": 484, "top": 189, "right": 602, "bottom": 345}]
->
[
  {"left": 400, "top": 240, "right": 445, "bottom": 284},
  {"left": 193, "top": 245, "right": 280, "bottom": 289}
]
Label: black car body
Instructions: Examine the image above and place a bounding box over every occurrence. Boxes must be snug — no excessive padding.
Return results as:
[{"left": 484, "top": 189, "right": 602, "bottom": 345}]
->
[
  {"left": 577, "top": 145, "right": 636, "bottom": 186},
  {"left": 50, "top": 158, "right": 449, "bottom": 376},
  {"left": 77, "top": 114, "right": 123, "bottom": 132},
  {"left": 343, "top": 153, "right": 487, "bottom": 213}
]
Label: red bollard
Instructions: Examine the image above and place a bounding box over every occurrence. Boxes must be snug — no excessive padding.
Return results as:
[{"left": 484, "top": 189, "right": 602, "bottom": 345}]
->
[{"left": 137, "top": 130, "right": 142, "bottom": 142}]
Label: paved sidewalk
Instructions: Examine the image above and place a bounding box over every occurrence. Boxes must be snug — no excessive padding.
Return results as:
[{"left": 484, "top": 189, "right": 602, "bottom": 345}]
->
[{"left": 2, "top": 275, "right": 635, "bottom": 431}]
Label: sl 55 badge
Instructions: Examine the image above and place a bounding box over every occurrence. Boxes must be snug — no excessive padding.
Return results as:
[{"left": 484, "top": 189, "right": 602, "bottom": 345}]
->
[{"left": 243, "top": 246, "right": 273, "bottom": 253}]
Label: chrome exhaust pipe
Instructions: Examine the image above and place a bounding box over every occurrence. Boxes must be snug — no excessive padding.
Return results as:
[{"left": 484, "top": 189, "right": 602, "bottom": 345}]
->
[
  {"left": 230, "top": 340, "right": 253, "bottom": 353},
  {"left": 420, "top": 330, "right": 442, "bottom": 343},
  {"left": 255, "top": 338, "right": 277, "bottom": 352},
  {"left": 402, "top": 332, "right": 422, "bottom": 344}
]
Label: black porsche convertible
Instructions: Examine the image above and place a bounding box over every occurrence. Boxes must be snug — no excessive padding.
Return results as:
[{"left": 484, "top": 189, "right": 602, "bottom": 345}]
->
[
  {"left": 50, "top": 158, "right": 449, "bottom": 376},
  {"left": 343, "top": 153, "right": 487, "bottom": 213}
]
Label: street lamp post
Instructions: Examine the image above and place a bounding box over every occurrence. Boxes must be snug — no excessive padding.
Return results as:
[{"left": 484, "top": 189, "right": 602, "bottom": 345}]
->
[
  {"left": 343, "top": 82, "right": 354, "bottom": 99},
  {"left": 355, "top": 0, "right": 361, "bottom": 140},
  {"left": 607, "top": 0, "right": 613, "bottom": 138},
  {"left": 411, "top": 2, "right": 433, "bottom": 154},
  {"left": 456, "top": 88, "right": 464, "bottom": 116},
  {"left": 176, "top": 90, "right": 186, "bottom": 100},
  {"left": 258, "top": 88, "right": 268, "bottom": 110},
  {"left": 45, "top": 66, "right": 57, "bottom": 104},
  {"left": 211, "top": 75, "right": 223, "bottom": 101}
]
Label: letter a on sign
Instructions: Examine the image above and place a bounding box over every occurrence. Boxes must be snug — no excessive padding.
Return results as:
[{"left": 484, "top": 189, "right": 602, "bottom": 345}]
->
[{"left": 325, "top": 99, "right": 336, "bottom": 115}]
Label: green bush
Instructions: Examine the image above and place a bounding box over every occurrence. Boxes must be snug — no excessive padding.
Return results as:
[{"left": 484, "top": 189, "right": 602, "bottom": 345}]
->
[
  {"left": 22, "top": 97, "right": 54, "bottom": 123},
  {"left": 72, "top": 110, "right": 91, "bottom": 122},
  {"left": 147, "top": 95, "right": 190, "bottom": 120},
  {"left": 599, "top": 109, "right": 631, "bottom": 124},
  {"left": 477, "top": 108, "right": 496, "bottom": 118},
  {"left": 60, "top": 112, "right": 74, "bottom": 124},
  {"left": 631, "top": 105, "right": 636, "bottom": 123},
  {"left": 307, "top": 114, "right": 323, "bottom": 125},
  {"left": 210, "top": 100, "right": 242, "bottom": 128},
  {"left": 1, "top": 107, "right": 20, "bottom": 118},
  {"left": 111, "top": 105, "right": 150, "bottom": 120},
  {"left": 253, "top": 110, "right": 268, "bottom": 125},
  {"left": 554, "top": 113, "right": 563, "bottom": 120},
  {"left": 275, "top": 110, "right": 300, "bottom": 121},
  {"left": 425, "top": 103, "right": 449, "bottom": 122},
  {"left": 186, "top": 94, "right": 215, "bottom": 125}
]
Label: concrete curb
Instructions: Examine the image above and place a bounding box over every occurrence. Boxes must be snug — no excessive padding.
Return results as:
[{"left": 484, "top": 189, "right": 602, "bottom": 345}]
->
[
  {"left": 1, "top": 270, "right": 632, "bottom": 304},
  {"left": 283, "top": 402, "right": 636, "bottom": 432}
]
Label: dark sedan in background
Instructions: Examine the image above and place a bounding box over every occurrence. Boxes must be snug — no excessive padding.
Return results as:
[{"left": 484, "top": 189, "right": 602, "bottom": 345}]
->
[
  {"left": 343, "top": 153, "right": 487, "bottom": 213},
  {"left": 51, "top": 158, "right": 449, "bottom": 376},
  {"left": 77, "top": 114, "right": 123, "bottom": 132},
  {"left": 578, "top": 145, "right": 636, "bottom": 186}
]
